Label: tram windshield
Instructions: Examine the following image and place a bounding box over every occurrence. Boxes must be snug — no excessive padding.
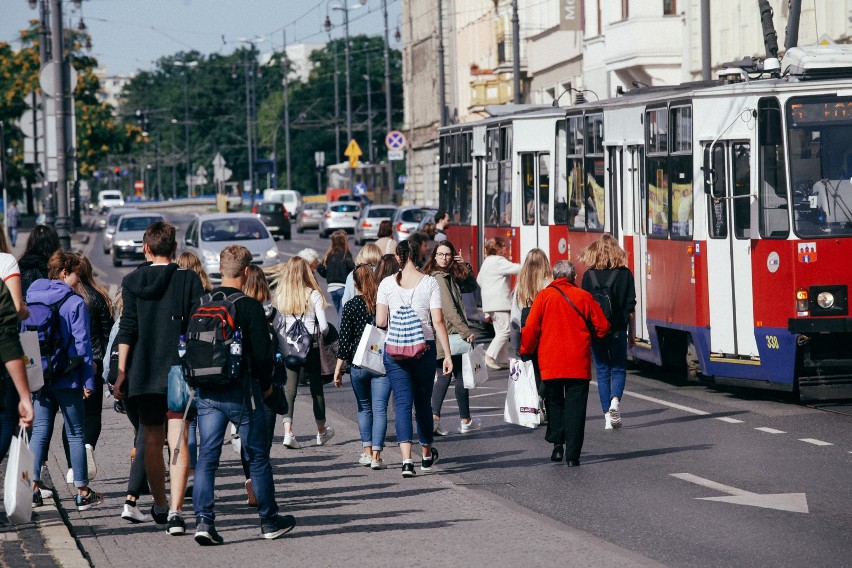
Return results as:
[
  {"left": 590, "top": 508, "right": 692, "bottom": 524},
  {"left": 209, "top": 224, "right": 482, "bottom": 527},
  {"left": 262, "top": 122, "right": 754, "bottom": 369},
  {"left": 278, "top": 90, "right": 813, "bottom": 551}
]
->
[{"left": 787, "top": 96, "right": 852, "bottom": 237}]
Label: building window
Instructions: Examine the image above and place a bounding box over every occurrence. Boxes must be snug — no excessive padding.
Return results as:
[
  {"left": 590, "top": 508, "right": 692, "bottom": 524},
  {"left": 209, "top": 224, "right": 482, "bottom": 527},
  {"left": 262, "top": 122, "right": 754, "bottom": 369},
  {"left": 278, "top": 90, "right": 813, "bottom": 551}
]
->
[{"left": 663, "top": 0, "right": 676, "bottom": 15}]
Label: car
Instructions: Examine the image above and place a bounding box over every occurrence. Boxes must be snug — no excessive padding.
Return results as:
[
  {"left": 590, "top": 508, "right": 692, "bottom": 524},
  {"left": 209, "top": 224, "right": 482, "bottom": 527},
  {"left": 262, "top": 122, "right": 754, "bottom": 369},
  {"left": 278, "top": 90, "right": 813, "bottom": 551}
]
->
[
  {"left": 102, "top": 207, "right": 139, "bottom": 253},
  {"left": 319, "top": 202, "right": 361, "bottom": 238},
  {"left": 181, "top": 213, "right": 280, "bottom": 283},
  {"left": 391, "top": 206, "right": 437, "bottom": 242},
  {"left": 252, "top": 201, "right": 291, "bottom": 240},
  {"left": 97, "top": 190, "right": 124, "bottom": 213},
  {"left": 262, "top": 189, "right": 302, "bottom": 216},
  {"left": 111, "top": 212, "right": 165, "bottom": 267},
  {"left": 295, "top": 202, "right": 326, "bottom": 233},
  {"left": 354, "top": 204, "right": 398, "bottom": 245}
]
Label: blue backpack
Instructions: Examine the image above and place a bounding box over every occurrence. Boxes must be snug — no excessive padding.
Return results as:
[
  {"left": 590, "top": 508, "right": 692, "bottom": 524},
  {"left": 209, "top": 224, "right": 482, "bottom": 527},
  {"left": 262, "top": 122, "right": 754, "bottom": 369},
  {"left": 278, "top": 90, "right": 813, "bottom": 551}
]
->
[{"left": 21, "top": 291, "right": 79, "bottom": 384}]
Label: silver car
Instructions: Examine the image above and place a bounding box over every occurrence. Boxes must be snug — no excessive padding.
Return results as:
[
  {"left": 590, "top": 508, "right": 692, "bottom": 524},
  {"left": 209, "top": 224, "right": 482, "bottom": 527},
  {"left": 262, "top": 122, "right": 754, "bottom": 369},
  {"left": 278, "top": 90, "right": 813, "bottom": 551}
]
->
[
  {"left": 111, "top": 212, "right": 165, "bottom": 267},
  {"left": 295, "top": 202, "right": 325, "bottom": 233},
  {"left": 392, "top": 206, "right": 436, "bottom": 242},
  {"left": 102, "top": 207, "right": 139, "bottom": 253},
  {"left": 319, "top": 202, "right": 361, "bottom": 238},
  {"left": 181, "top": 213, "right": 280, "bottom": 282},
  {"left": 354, "top": 205, "right": 398, "bottom": 245}
]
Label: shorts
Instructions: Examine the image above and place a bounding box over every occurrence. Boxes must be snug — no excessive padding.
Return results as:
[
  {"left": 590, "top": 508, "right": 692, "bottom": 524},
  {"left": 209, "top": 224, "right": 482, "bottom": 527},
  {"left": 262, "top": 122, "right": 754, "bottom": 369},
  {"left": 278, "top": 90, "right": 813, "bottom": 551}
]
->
[{"left": 129, "top": 393, "right": 168, "bottom": 426}]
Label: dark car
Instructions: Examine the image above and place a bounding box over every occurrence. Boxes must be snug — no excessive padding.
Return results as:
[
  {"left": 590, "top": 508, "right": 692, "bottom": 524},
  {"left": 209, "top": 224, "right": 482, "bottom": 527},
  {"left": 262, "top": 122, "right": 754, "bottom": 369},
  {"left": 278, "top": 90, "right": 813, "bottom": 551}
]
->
[{"left": 253, "top": 200, "right": 291, "bottom": 240}]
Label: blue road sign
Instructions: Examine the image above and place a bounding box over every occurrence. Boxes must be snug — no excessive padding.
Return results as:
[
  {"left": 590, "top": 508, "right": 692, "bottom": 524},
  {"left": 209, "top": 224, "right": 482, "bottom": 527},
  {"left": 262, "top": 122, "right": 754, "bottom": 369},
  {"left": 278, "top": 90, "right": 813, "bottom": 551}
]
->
[{"left": 353, "top": 181, "right": 367, "bottom": 196}]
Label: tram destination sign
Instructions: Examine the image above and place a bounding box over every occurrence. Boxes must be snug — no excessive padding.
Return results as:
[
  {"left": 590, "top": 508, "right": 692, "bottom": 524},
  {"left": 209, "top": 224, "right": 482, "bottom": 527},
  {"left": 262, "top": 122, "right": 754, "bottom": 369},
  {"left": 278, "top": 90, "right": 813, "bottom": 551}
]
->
[{"left": 789, "top": 98, "right": 852, "bottom": 126}]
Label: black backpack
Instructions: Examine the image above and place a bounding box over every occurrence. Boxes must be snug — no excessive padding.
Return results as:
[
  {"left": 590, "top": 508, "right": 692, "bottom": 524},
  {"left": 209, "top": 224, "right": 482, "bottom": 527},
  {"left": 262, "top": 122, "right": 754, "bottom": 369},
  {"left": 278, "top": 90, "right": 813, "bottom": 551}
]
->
[
  {"left": 282, "top": 315, "right": 312, "bottom": 367},
  {"left": 589, "top": 271, "right": 619, "bottom": 323},
  {"left": 182, "top": 291, "right": 246, "bottom": 389},
  {"left": 21, "top": 291, "right": 79, "bottom": 384}
]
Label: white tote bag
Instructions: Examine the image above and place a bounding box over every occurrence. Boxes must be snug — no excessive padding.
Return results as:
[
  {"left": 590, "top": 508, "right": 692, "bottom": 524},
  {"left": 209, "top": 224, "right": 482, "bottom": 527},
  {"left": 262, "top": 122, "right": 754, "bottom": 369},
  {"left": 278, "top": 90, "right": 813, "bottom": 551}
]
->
[
  {"left": 353, "top": 324, "right": 386, "bottom": 375},
  {"left": 504, "top": 358, "right": 541, "bottom": 428},
  {"left": 20, "top": 331, "right": 44, "bottom": 392},
  {"left": 4, "top": 427, "right": 35, "bottom": 524},
  {"left": 462, "top": 345, "right": 489, "bottom": 389}
]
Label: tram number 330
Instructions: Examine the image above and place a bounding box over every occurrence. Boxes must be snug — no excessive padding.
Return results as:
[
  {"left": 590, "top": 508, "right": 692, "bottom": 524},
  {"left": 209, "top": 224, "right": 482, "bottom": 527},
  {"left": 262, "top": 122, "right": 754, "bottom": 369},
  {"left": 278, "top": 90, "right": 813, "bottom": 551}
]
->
[{"left": 766, "top": 335, "right": 781, "bottom": 349}]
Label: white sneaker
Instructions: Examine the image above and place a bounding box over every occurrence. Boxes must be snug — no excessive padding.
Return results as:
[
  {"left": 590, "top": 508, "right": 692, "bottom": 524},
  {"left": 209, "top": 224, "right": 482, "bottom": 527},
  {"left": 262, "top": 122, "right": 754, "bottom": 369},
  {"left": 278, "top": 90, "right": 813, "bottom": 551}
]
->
[
  {"left": 370, "top": 459, "right": 387, "bottom": 470},
  {"left": 604, "top": 413, "right": 614, "bottom": 430},
  {"left": 316, "top": 426, "right": 335, "bottom": 446},
  {"left": 85, "top": 444, "right": 97, "bottom": 480},
  {"left": 282, "top": 433, "right": 301, "bottom": 449},
  {"left": 458, "top": 417, "right": 482, "bottom": 434},
  {"left": 609, "top": 407, "right": 622, "bottom": 429},
  {"left": 358, "top": 453, "right": 372, "bottom": 466},
  {"left": 121, "top": 503, "right": 150, "bottom": 524},
  {"left": 230, "top": 424, "right": 241, "bottom": 454},
  {"left": 66, "top": 468, "right": 74, "bottom": 484}
]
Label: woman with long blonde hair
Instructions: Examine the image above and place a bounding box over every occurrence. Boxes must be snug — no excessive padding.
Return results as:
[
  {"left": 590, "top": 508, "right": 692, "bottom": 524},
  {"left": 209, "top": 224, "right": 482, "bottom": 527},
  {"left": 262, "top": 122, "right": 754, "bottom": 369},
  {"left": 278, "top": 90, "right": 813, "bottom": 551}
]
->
[
  {"left": 177, "top": 251, "right": 213, "bottom": 291},
  {"left": 510, "top": 248, "right": 553, "bottom": 356},
  {"left": 579, "top": 234, "right": 636, "bottom": 430},
  {"left": 273, "top": 256, "right": 333, "bottom": 449}
]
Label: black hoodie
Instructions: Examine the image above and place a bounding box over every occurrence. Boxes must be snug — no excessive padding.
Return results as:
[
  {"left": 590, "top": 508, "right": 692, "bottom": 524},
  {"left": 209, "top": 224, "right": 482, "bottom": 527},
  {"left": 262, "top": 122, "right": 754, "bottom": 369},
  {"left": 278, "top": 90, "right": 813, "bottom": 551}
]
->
[{"left": 117, "top": 264, "right": 203, "bottom": 398}]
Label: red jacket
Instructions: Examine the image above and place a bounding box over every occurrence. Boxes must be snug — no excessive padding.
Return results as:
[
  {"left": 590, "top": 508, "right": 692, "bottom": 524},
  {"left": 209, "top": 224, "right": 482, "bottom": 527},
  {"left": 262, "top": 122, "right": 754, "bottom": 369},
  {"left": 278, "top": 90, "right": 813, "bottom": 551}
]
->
[{"left": 520, "top": 278, "right": 610, "bottom": 381}]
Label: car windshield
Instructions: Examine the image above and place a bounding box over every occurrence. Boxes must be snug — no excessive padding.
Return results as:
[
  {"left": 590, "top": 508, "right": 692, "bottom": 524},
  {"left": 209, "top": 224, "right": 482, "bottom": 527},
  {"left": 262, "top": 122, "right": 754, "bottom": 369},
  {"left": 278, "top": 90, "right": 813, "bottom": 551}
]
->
[
  {"left": 108, "top": 212, "right": 129, "bottom": 227},
  {"left": 368, "top": 208, "right": 396, "bottom": 218},
  {"left": 331, "top": 204, "right": 360, "bottom": 213},
  {"left": 259, "top": 203, "right": 282, "bottom": 213},
  {"left": 400, "top": 209, "right": 428, "bottom": 222},
  {"left": 200, "top": 218, "right": 269, "bottom": 241},
  {"left": 118, "top": 216, "right": 162, "bottom": 231}
]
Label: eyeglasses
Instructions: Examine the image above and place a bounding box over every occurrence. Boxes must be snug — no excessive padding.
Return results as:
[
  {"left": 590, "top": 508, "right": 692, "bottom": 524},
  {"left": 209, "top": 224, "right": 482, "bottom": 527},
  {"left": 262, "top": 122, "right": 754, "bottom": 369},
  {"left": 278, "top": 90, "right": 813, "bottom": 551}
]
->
[{"left": 435, "top": 252, "right": 453, "bottom": 258}]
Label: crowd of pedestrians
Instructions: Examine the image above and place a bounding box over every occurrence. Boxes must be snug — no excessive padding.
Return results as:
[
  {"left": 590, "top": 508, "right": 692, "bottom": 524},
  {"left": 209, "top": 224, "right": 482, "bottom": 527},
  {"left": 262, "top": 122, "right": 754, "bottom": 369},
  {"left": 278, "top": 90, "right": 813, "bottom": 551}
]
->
[{"left": 0, "top": 212, "right": 636, "bottom": 544}]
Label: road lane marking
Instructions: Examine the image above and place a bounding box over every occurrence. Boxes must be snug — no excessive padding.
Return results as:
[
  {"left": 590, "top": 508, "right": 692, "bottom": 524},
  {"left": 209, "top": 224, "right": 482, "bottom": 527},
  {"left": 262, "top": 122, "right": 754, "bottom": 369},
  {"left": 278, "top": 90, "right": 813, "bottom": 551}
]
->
[
  {"left": 615, "top": 387, "right": 710, "bottom": 416},
  {"left": 716, "top": 417, "right": 744, "bottom": 423},
  {"left": 755, "top": 427, "right": 786, "bottom": 434},
  {"left": 671, "top": 473, "right": 809, "bottom": 513},
  {"left": 799, "top": 438, "right": 833, "bottom": 446}
]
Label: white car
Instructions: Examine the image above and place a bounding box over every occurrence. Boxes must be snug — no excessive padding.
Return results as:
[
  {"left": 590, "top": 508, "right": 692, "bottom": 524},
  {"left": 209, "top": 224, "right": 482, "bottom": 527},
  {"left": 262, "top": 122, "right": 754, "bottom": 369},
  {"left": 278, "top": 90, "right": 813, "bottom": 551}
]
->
[
  {"left": 97, "top": 190, "right": 125, "bottom": 213},
  {"left": 319, "top": 202, "right": 361, "bottom": 238}
]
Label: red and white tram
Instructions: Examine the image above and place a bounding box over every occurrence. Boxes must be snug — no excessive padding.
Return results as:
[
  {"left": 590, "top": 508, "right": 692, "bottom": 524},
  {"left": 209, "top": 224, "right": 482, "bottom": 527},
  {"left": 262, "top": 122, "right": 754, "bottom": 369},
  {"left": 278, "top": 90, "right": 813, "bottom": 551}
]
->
[{"left": 439, "top": 46, "right": 852, "bottom": 401}]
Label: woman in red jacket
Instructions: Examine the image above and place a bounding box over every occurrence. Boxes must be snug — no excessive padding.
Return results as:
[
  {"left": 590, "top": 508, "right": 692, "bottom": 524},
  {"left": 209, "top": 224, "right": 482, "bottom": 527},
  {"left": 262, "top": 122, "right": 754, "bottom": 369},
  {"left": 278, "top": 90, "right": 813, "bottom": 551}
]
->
[{"left": 520, "top": 260, "right": 609, "bottom": 466}]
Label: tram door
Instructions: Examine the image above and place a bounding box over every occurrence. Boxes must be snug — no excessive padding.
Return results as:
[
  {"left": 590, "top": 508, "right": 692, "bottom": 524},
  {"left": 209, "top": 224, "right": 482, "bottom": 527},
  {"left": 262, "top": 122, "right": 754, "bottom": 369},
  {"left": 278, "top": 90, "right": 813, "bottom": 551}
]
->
[
  {"left": 628, "top": 146, "right": 649, "bottom": 341},
  {"left": 475, "top": 156, "right": 486, "bottom": 270},
  {"left": 518, "top": 152, "right": 551, "bottom": 254},
  {"left": 705, "top": 142, "right": 758, "bottom": 356},
  {"left": 608, "top": 147, "right": 623, "bottom": 238}
]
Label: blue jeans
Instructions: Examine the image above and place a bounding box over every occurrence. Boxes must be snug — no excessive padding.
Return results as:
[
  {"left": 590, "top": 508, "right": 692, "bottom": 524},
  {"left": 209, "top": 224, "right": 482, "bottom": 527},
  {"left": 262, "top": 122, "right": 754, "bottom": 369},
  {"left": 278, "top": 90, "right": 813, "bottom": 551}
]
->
[
  {"left": 193, "top": 381, "right": 279, "bottom": 526},
  {"left": 592, "top": 329, "right": 628, "bottom": 413},
  {"left": 383, "top": 341, "right": 436, "bottom": 446},
  {"left": 31, "top": 388, "right": 88, "bottom": 487},
  {"left": 8, "top": 227, "right": 17, "bottom": 248},
  {"left": 349, "top": 367, "right": 391, "bottom": 451},
  {"left": 330, "top": 288, "right": 345, "bottom": 319},
  {"left": 0, "top": 377, "right": 20, "bottom": 463},
  {"left": 187, "top": 417, "right": 198, "bottom": 470}
]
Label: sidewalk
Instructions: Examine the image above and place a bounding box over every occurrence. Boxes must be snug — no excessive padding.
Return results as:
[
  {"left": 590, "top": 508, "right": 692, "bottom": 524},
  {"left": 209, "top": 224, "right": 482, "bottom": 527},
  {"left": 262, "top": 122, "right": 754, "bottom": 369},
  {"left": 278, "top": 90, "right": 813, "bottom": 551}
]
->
[{"left": 24, "top": 392, "right": 665, "bottom": 568}]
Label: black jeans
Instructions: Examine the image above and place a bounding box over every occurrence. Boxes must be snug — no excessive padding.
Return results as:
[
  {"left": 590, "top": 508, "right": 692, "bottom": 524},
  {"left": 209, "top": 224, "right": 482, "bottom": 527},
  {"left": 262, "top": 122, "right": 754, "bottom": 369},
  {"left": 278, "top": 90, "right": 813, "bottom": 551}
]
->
[
  {"left": 543, "top": 379, "right": 589, "bottom": 461},
  {"left": 431, "top": 354, "right": 471, "bottom": 420},
  {"left": 124, "top": 396, "right": 149, "bottom": 499}
]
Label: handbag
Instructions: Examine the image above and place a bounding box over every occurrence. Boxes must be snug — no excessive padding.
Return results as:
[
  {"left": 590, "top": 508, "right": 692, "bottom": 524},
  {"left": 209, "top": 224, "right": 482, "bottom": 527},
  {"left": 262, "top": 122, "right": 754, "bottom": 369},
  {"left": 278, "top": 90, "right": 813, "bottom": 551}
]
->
[
  {"left": 318, "top": 322, "right": 339, "bottom": 378},
  {"left": 504, "top": 358, "right": 540, "bottom": 429},
  {"left": 462, "top": 345, "right": 489, "bottom": 388},
  {"left": 167, "top": 364, "right": 195, "bottom": 413},
  {"left": 353, "top": 324, "right": 387, "bottom": 375},
  {"left": 19, "top": 330, "right": 44, "bottom": 392},
  {"left": 4, "top": 427, "right": 35, "bottom": 524},
  {"left": 449, "top": 333, "right": 472, "bottom": 356}
]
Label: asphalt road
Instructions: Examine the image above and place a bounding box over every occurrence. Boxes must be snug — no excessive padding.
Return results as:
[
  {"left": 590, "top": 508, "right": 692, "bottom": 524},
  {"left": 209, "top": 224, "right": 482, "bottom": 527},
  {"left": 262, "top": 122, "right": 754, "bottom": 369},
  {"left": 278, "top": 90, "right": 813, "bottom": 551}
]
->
[{"left": 83, "top": 208, "right": 852, "bottom": 567}]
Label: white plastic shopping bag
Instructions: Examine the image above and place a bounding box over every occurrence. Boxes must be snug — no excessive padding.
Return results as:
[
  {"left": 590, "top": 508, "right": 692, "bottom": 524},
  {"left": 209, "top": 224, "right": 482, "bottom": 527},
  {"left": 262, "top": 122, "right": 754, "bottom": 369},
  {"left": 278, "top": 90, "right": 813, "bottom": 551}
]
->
[
  {"left": 353, "top": 324, "right": 386, "bottom": 375},
  {"left": 504, "top": 358, "right": 540, "bottom": 428},
  {"left": 4, "top": 427, "right": 35, "bottom": 524},
  {"left": 20, "top": 331, "right": 44, "bottom": 392},
  {"left": 462, "top": 345, "right": 489, "bottom": 389}
]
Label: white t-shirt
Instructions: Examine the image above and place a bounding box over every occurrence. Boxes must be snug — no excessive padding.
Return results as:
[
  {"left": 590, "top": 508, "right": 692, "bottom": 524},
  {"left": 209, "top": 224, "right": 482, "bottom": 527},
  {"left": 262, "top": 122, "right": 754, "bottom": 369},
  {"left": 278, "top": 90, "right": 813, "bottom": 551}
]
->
[
  {"left": 281, "top": 289, "right": 328, "bottom": 336},
  {"left": 377, "top": 274, "right": 442, "bottom": 340},
  {"left": 0, "top": 253, "right": 20, "bottom": 281}
]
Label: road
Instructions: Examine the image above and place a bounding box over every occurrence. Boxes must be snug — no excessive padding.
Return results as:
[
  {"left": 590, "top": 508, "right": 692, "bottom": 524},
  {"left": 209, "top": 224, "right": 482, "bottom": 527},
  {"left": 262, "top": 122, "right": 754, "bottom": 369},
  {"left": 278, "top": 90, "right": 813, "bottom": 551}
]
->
[{"left": 73, "top": 208, "right": 852, "bottom": 566}]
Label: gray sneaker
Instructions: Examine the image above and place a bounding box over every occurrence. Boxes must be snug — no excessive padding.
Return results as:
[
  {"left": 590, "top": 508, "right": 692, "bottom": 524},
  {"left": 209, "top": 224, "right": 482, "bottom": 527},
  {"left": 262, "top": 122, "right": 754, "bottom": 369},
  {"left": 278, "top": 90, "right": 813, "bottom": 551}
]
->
[
  {"left": 261, "top": 514, "right": 296, "bottom": 540},
  {"left": 195, "top": 519, "right": 224, "bottom": 546}
]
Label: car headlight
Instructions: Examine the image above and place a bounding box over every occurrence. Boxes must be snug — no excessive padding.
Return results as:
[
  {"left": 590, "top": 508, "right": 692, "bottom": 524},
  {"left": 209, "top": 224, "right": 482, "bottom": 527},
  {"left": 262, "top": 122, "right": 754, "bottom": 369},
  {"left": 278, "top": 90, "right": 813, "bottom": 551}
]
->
[
  {"left": 265, "top": 247, "right": 279, "bottom": 259},
  {"left": 115, "top": 240, "right": 134, "bottom": 247},
  {"left": 817, "top": 291, "right": 835, "bottom": 309},
  {"left": 202, "top": 250, "right": 219, "bottom": 265}
]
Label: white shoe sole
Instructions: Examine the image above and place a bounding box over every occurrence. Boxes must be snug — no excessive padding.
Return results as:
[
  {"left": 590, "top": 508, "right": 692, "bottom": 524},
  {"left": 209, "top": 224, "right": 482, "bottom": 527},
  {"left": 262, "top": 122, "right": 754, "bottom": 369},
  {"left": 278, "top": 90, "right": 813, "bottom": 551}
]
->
[{"left": 85, "top": 444, "right": 97, "bottom": 481}]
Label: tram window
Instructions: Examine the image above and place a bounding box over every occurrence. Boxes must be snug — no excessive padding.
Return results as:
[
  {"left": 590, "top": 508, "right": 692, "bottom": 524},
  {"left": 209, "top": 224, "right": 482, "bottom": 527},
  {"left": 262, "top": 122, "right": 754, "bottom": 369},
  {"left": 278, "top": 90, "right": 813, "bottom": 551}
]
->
[
  {"left": 585, "top": 114, "right": 604, "bottom": 155},
  {"left": 707, "top": 145, "right": 728, "bottom": 239},
  {"left": 485, "top": 162, "right": 500, "bottom": 225},
  {"left": 585, "top": 157, "right": 606, "bottom": 231},
  {"left": 671, "top": 106, "right": 692, "bottom": 153},
  {"left": 671, "top": 155, "right": 693, "bottom": 238},
  {"left": 758, "top": 98, "right": 790, "bottom": 238},
  {"left": 646, "top": 109, "right": 668, "bottom": 155},
  {"left": 521, "top": 154, "right": 535, "bottom": 226},
  {"left": 732, "top": 143, "right": 751, "bottom": 239},
  {"left": 554, "top": 121, "right": 569, "bottom": 225},
  {"left": 647, "top": 156, "right": 669, "bottom": 237},
  {"left": 499, "top": 159, "right": 512, "bottom": 225},
  {"left": 568, "top": 158, "right": 586, "bottom": 230},
  {"left": 461, "top": 167, "right": 472, "bottom": 224},
  {"left": 539, "top": 154, "right": 550, "bottom": 226}
]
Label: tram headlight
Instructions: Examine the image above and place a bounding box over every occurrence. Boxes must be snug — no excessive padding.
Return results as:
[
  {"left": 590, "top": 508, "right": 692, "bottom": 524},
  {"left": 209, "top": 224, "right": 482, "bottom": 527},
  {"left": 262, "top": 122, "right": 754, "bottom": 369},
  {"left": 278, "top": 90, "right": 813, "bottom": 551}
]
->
[{"left": 816, "top": 291, "right": 835, "bottom": 309}]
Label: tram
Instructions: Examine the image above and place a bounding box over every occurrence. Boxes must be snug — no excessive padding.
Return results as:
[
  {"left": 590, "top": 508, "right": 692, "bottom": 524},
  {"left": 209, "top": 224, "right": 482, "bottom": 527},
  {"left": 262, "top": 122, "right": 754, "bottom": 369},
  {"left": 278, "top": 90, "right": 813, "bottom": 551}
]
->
[{"left": 439, "top": 45, "right": 852, "bottom": 401}]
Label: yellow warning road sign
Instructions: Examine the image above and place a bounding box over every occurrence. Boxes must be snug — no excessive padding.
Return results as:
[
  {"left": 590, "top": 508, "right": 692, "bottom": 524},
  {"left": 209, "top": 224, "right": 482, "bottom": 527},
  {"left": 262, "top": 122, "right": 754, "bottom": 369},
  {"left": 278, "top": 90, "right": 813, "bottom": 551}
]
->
[{"left": 344, "top": 139, "right": 362, "bottom": 169}]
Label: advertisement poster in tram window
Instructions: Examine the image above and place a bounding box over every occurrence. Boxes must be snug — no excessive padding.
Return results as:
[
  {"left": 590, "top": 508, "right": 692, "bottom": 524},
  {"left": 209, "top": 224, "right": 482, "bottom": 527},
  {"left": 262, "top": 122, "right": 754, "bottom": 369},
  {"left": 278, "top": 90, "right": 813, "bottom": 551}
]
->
[
  {"left": 649, "top": 168, "right": 669, "bottom": 236},
  {"left": 672, "top": 181, "right": 693, "bottom": 236},
  {"left": 568, "top": 162, "right": 584, "bottom": 228},
  {"left": 588, "top": 160, "right": 605, "bottom": 230}
]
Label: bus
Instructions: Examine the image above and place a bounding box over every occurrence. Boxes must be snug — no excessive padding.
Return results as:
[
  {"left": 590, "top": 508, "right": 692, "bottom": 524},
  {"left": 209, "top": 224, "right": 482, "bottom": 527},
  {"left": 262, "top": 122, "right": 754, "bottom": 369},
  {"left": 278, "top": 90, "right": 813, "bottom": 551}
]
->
[{"left": 439, "top": 45, "right": 852, "bottom": 401}]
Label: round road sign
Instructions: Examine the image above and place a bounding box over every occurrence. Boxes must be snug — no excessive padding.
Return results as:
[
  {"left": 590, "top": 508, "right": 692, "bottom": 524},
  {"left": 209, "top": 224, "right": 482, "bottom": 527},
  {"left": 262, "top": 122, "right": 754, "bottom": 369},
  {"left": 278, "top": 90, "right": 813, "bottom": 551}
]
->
[{"left": 385, "top": 130, "right": 406, "bottom": 150}]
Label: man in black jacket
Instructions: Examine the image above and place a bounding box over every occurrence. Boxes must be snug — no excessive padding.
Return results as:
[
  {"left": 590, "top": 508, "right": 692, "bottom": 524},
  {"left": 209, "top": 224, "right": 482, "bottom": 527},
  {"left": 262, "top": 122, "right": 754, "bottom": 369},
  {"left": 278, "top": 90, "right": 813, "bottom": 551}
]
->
[
  {"left": 114, "top": 222, "right": 203, "bottom": 535},
  {"left": 192, "top": 245, "right": 295, "bottom": 546}
]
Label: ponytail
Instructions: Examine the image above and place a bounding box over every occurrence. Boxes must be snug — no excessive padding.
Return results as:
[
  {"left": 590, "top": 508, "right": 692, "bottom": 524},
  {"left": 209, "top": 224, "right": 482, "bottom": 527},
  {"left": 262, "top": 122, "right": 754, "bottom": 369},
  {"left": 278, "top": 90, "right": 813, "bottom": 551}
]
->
[{"left": 395, "top": 240, "right": 411, "bottom": 284}]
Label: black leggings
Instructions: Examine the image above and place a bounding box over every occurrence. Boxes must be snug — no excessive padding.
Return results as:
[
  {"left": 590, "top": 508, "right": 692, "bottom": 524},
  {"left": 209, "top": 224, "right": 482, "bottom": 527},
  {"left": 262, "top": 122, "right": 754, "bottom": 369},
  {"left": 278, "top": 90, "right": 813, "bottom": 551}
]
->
[{"left": 124, "top": 396, "right": 149, "bottom": 499}]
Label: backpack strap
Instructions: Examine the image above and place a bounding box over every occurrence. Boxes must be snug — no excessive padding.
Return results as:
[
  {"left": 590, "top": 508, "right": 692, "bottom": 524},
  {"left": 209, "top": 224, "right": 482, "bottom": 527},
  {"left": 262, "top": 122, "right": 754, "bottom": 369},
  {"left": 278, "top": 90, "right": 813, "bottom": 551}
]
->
[{"left": 552, "top": 285, "right": 596, "bottom": 337}]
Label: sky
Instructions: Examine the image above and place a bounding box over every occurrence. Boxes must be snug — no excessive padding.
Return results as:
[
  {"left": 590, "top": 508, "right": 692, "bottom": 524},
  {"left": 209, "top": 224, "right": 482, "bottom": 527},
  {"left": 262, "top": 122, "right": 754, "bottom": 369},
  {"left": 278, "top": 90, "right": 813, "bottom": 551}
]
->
[{"left": 1, "top": 0, "right": 403, "bottom": 76}]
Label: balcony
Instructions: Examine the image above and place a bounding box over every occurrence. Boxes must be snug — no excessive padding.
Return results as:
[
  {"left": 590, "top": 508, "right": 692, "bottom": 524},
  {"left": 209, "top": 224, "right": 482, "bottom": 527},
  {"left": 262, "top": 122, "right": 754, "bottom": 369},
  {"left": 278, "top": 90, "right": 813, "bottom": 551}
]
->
[
  {"left": 469, "top": 67, "right": 514, "bottom": 112},
  {"left": 603, "top": 17, "right": 682, "bottom": 71}
]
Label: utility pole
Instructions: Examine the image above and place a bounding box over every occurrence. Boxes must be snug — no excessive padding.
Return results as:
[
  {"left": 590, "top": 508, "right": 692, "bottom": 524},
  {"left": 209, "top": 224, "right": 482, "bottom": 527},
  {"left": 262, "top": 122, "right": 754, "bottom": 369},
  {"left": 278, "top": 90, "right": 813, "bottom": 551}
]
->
[
  {"left": 512, "top": 0, "right": 521, "bottom": 104},
  {"left": 437, "top": 0, "right": 447, "bottom": 126},
  {"left": 282, "top": 31, "right": 292, "bottom": 191},
  {"left": 343, "top": 5, "right": 353, "bottom": 143},
  {"left": 701, "top": 0, "right": 711, "bottom": 81},
  {"left": 365, "top": 55, "right": 373, "bottom": 163},
  {"left": 171, "top": 129, "right": 177, "bottom": 199},
  {"left": 333, "top": 40, "right": 341, "bottom": 163},
  {"left": 49, "top": 0, "right": 70, "bottom": 251},
  {"left": 382, "top": 0, "right": 393, "bottom": 200}
]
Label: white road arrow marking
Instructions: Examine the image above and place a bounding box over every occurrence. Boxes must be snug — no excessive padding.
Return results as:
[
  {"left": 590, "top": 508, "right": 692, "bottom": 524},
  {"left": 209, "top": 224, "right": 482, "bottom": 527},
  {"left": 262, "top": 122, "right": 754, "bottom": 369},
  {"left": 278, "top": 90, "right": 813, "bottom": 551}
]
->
[{"left": 671, "top": 473, "right": 809, "bottom": 513}]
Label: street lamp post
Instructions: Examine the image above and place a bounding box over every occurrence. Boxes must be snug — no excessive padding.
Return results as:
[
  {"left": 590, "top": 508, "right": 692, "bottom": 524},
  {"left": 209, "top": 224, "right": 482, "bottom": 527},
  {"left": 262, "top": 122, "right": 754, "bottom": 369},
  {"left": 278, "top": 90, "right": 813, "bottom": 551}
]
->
[
  {"left": 382, "top": 0, "right": 394, "bottom": 201},
  {"left": 327, "top": 0, "right": 367, "bottom": 147},
  {"left": 173, "top": 60, "right": 197, "bottom": 197},
  {"left": 237, "top": 38, "right": 263, "bottom": 209},
  {"left": 364, "top": 55, "right": 373, "bottom": 163}
]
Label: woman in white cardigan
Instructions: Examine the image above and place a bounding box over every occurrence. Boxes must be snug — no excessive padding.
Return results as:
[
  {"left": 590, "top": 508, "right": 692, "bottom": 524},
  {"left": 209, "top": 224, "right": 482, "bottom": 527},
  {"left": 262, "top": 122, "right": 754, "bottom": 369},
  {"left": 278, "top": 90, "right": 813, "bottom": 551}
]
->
[{"left": 476, "top": 237, "right": 521, "bottom": 369}]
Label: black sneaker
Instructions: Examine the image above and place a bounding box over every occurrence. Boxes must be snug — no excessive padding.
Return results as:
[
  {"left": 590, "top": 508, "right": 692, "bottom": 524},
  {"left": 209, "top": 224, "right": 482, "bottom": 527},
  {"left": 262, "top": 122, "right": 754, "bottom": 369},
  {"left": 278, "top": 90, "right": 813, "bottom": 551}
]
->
[
  {"left": 167, "top": 513, "right": 186, "bottom": 535},
  {"left": 75, "top": 489, "right": 103, "bottom": 512},
  {"left": 32, "top": 491, "right": 43, "bottom": 508},
  {"left": 195, "top": 519, "right": 224, "bottom": 546},
  {"left": 150, "top": 505, "right": 168, "bottom": 528},
  {"left": 421, "top": 448, "right": 439, "bottom": 472},
  {"left": 401, "top": 462, "right": 416, "bottom": 478},
  {"left": 261, "top": 514, "right": 296, "bottom": 540}
]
